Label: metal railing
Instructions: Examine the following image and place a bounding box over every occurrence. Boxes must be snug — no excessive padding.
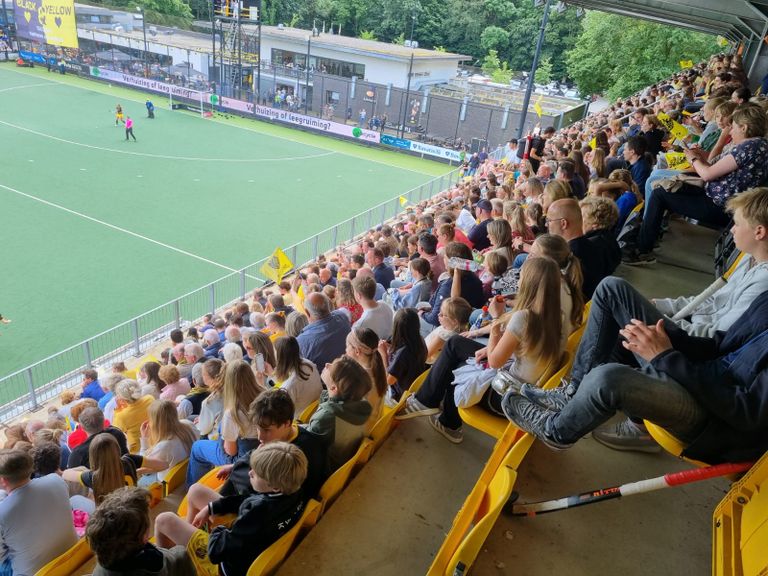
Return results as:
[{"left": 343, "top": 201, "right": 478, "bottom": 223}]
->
[{"left": 0, "top": 166, "right": 464, "bottom": 423}]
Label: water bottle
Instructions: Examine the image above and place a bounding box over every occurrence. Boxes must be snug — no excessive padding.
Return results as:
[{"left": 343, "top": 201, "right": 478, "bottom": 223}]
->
[
  {"left": 448, "top": 257, "right": 482, "bottom": 272},
  {"left": 473, "top": 306, "right": 490, "bottom": 330}
]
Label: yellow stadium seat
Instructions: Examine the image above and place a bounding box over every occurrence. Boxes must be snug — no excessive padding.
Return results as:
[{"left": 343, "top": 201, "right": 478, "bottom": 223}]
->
[
  {"left": 427, "top": 432, "right": 535, "bottom": 576},
  {"left": 177, "top": 466, "right": 226, "bottom": 518},
  {"left": 317, "top": 439, "right": 373, "bottom": 515},
  {"left": 643, "top": 421, "right": 709, "bottom": 467},
  {"left": 368, "top": 369, "right": 430, "bottom": 453},
  {"left": 162, "top": 458, "right": 189, "bottom": 497},
  {"left": 297, "top": 400, "right": 319, "bottom": 424},
  {"left": 246, "top": 499, "right": 322, "bottom": 576},
  {"left": 124, "top": 354, "right": 160, "bottom": 381},
  {"left": 713, "top": 452, "right": 768, "bottom": 576},
  {"left": 34, "top": 538, "right": 93, "bottom": 576},
  {"left": 458, "top": 352, "right": 571, "bottom": 439}
]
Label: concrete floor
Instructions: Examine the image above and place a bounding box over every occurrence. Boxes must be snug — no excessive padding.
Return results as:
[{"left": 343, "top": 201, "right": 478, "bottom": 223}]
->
[{"left": 279, "top": 219, "right": 732, "bottom": 575}]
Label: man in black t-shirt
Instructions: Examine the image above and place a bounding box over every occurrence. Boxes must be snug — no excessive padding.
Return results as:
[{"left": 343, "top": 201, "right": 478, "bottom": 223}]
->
[
  {"left": 518, "top": 126, "right": 555, "bottom": 173},
  {"left": 66, "top": 407, "right": 129, "bottom": 469}
]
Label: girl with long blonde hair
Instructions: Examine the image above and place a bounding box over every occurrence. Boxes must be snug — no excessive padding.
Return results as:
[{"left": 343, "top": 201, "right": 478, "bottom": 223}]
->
[
  {"left": 185, "top": 359, "right": 265, "bottom": 484},
  {"left": 137, "top": 399, "right": 198, "bottom": 484}
]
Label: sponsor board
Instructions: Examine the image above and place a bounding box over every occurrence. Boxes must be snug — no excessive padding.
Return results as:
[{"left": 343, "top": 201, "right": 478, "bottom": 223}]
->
[
  {"left": 381, "top": 133, "right": 461, "bottom": 161},
  {"left": 89, "top": 67, "right": 211, "bottom": 102},
  {"left": 252, "top": 104, "right": 380, "bottom": 143},
  {"left": 14, "top": 0, "right": 78, "bottom": 48}
]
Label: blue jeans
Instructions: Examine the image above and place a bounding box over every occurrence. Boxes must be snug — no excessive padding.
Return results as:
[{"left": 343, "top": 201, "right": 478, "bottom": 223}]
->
[
  {"left": 552, "top": 363, "right": 708, "bottom": 444},
  {"left": 570, "top": 276, "right": 686, "bottom": 388},
  {"left": 637, "top": 184, "right": 729, "bottom": 253},
  {"left": 186, "top": 439, "right": 232, "bottom": 486}
]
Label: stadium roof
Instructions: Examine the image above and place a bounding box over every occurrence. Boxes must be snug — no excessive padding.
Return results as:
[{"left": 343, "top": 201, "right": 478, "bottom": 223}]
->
[{"left": 565, "top": 0, "right": 768, "bottom": 44}]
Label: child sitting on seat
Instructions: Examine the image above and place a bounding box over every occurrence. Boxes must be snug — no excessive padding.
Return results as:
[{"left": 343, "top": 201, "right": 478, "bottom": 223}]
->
[
  {"left": 154, "top": 442, "right": 308, "bottom": 576},
  {"left": 305, "top": 357, "right": 372, "bottom": 473},
  {"left": 87, "top": 486, "right": 195, "bottom": 575}
]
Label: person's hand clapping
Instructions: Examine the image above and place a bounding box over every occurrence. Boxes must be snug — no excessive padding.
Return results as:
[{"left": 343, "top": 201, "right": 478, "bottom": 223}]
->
[{"left": 619, "top": 319, "right": 672, "bottom": 361}]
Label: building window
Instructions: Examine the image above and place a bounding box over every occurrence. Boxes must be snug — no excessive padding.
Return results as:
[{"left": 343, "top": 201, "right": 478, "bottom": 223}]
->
[{"left": 270, "top": 48, "right": 365, "bottom": 79}]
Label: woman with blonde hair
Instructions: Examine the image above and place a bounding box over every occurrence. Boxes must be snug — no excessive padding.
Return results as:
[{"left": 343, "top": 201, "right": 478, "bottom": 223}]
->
[
  {"left": 186, "top": 359, "right": 265, "bottom": 484},
  {"left": 112, "top": 380, "right": 155, "bottom": 453},
  {"left": 542, "top": 179, "right": 572, "bottom": 213},
  {"left": 335, "top": 279, "right": 363, "bottom": 324},
  {"left": 195, "top": 358, "right": 225, "bottom": 439},
  {"left": 397, "top": 257, "right": 570, "bottom": 442},
  {"left": 486, "top": 218, "right": 516, "bottom": 266},
  {"left": 157, "top": 365, "right": 190, "bottom": 403},
  {"left": 137, "top": 399, "right": 198, "bottom": 484},
  {"left": 139, "top": 361, "right": 164, "bottom": 399},
  {"left": 589, "top": 147, "right": 607, "bottom": 179},
  {"left": 63, "top": 433, "right": 142, "bottom": 511},
  {"left": 285, "top": 311, "right": 309, "bottom": 338},
  {"left": 568, "top": 150, "right": 591, "bottom": 186}
]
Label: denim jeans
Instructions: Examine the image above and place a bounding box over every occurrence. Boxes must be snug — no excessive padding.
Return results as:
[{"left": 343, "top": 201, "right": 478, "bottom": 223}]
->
[
  {"left": 570, "top": 277, "right": 686, "bottom": 388},
  {"left": 637, "top": 184, "right": 729, "bottom": 253},
  {"left": 186, "top": 439, "right": 232, "bottom": 486},
  {"left": 552, "top": 363, "right": 708, "bottom": 445}
]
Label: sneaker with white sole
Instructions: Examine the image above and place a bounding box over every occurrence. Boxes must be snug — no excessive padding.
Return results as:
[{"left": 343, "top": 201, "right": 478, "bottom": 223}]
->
[
  {"left": 428, "top": 414, "right": 463, "bottom": 444},
  {"left": 591, "top": 418, "right": 661, "bottom": 453},
  {"left": 501, "top": 392, "right": 572, "bottom": 450},
  {"left": 520, "top": 380, "right": 575, "bottom": 412},
  {"left": 395, "top": 395, "right": 440, "bottom": 420}
]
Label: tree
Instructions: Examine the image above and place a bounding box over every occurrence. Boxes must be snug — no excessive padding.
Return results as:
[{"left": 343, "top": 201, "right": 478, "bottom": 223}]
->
[
  {"left": 359, "top": 30, "right": 377, "bottom": 40},
  {"left": 566, "top": 11, "right": 721, "bottom": 99},
  {"left": 534, "top": 56, "right": 552, "bottom": 85},
  {"left": 480, "top": 25, "right": 510, "bottom": 54}
]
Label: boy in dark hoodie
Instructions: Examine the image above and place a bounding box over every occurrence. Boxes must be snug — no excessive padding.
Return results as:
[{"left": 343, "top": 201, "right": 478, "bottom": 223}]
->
[
  {"left": 305, "top": 355, "right": 372, "bottom": 473},
  {"left": 154, "top": 442, "right": 307, "bottom": 576},
  {"left": 88, "top": 487, "right": 195, "bottom": 576}
]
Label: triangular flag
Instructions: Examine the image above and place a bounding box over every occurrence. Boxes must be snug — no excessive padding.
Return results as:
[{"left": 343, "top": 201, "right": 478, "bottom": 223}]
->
[
  {"left": 399, "top": 196, "right": 408, "bottom": 206},
  {"left": 589, "top": 137, "right": 596, "bottom": 149},
  {"left": 259, "top": 248, "right": 293, "bottom": 284},
  {"left": 679, "top": 59, "right": 693, "bottom": 69},
  {"left": 533, "top": 95, "right": 543, "bottom": 118}
]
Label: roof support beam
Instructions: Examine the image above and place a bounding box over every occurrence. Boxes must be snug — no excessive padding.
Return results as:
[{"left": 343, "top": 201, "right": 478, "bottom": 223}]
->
[{"left": 742, "top": 1, "right": 768, "bottom": 22}]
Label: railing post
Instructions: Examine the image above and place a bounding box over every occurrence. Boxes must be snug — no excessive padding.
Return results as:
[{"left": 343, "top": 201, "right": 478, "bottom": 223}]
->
[
  {"left": 291, "top": 245, "right": 298, "bottom": 269},
  {"left": 429, "top": 178, "right": 435, "bottom": 198},
  {"left": 131, "top": 319, "right": 141, "bottom": 357},
  {"left": 350, "top": 216, "right": 356, "bottom": 240},
  {"left": 174, "top": 300, "right": 181, "bottom": 329},
  {"left": 380, "top": 203, "right": 386, "bottom": 226},
  {"left": 331, "top": 225, "right": 338, "bottom": 250},
  {"left": 312, "top": 235, "right": 319, "bottom": 260},
  {"left": 438, "top": 175, "right": 444, "bottom": 193},
  {"left": 240, "top": 269, "right": 247, "bottom": 299},
  {"left": 25, "top": 368, "right": 38, "bottom": 411},
  {"left": 367, "top": 209, "right": 373, "bottom": 232},
  {"left": 209, "top": 283, "right": 216, "bottom": 315},
  {"left": 82, "top": 341, "right": 92, "bottom": 368}
]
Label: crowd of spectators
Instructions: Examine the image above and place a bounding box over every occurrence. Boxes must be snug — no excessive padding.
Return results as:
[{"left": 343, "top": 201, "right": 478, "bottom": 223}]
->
[{"left": 2, "top": 52, "right": 768, "bottom": 575}]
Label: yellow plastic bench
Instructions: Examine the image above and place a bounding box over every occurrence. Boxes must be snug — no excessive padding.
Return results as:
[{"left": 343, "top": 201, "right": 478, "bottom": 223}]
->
[
  {"left": 34, "top": 538, "right": 93, "bottom": 576},
  {"left": 246, "top": 498, "right": 322, "bottom": 576},
  {"left": 297, "top": 399, "right": 319, "bottom": 424},
  {"left": 162, "top": 458, "right": 189, "bottom": 497},
  {"left": 317, "top": 438, "right": 373, "bottom": 515},
  {"left": 177, "top": 466, "right": 226, "bottom": 518},
  {"left": 712, "top": 451, "right": 768, "bottom": 576}
]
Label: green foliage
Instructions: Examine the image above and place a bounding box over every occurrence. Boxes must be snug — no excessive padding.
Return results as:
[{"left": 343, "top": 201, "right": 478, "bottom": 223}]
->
[
  {"left": 392, "top": 32, "right": 405, "bottom": 45},
  {"left": 534, "top": 56, "right": 552, "bottom": 85},
  {"left": 566, "top": 11, "right": 721, "bottom": 99},
  {"left": 87, "top": 0, "right": 193, "bottom": 27},
  {"left": 359, "top": 29, "right": 377, "bottom": 40},
  {"left": 481, "top": 48, "right": 502, "bottom": 75},
  {"left": 480, "top": 25, "right": 510, "bottom": 54}
]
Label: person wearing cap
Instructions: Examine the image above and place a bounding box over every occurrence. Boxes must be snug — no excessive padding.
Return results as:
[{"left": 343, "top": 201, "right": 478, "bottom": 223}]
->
[{"left": 467, "top": 199, "right": 494, "bottom": 252}]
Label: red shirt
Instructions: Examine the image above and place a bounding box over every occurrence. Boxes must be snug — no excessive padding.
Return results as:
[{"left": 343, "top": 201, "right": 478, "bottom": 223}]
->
[{"left": 68, "top": 420, "right": 112, "bottom": 449}]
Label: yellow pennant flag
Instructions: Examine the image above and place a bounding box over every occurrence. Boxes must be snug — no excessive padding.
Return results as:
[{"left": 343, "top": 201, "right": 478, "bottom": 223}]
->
[
  {"left": 679, "top": 59, "right": 694, "bottom": 69},
  {"left": 665, "top": 152, "right": 691, "bottom": 171},
  {"left": 533, "top": 95, "right": 544, "bottom": 118},
  {"left": 589, "top": 137, "right": 597, "bottom": 150},
  {"left": 399, "top": 196, "right": 408, "bottom": 207},
  {"left": 657, "top": 112, "right": 688, "bottom": 141},
  {"left": 259, "top": 248, "right": 293, "bottom": 284}
]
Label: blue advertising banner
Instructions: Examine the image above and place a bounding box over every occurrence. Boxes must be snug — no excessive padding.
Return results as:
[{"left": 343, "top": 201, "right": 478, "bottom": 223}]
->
[{"left": 380, "top": 134, "right": 411, "bottom": 150}]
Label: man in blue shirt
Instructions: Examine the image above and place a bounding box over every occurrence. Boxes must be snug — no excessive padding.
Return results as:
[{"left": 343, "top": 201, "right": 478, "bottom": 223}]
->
[
  {"left": 79, "top": 368, "right": 105, "bottom": 401},
  {"left": 467, "top": 199, "right": 494, "bottom": 251},
  {"left": 366, "top": 248, "right": 395, "bottom": 290},
  {"left": 623, "top": 136, "right": 651, "bottom": 194},
  {"left": 297, "top": 292, "right": 351, "bottom": 370}
]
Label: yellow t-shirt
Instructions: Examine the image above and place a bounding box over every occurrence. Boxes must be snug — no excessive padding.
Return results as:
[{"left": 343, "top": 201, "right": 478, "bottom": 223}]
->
[{"left": 113, "top": 395, "right": 154, "bottom": 453}]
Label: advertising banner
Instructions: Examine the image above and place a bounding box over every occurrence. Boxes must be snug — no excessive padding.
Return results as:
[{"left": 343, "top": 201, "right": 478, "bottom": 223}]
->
[
  {"left": 13, "top": 0, "right": 78, "bottom": 48},
  {"left": 252, "top": 104, "right": 380, "bottom": 144},
  {"left": 219, "top": 95, "right": 254, "bottom": 114},
  {"left": 90, "top": 67, "right": 211, "bottom": 102},
  {"left": 380, "top": 134, "right": 411, "bottom": 150},
  {"left": 380, "top": 133, "right": 461, "bottom": 161}
]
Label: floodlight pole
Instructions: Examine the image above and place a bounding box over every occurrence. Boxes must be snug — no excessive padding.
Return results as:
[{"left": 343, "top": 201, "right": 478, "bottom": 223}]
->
[
  {"left": 210, "top": 1, "right": 215, "bottom": 92},
  {"left": 399, "top": 51, "right": 414, "bottom": 139},
  {"left": 516, "top": 0, "right": 551, "bottom": 140},
  {"left": 257, "top": 18, "right": 262, "bottom": 105},
  {"left": 137, "top": 6, "right": 148, "bottom": 77},
  {"left": 305, "top": 35, "right": 311, "bottom": 115}
]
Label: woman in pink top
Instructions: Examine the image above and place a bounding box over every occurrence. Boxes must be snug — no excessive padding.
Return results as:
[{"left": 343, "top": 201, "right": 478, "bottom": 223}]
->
[
  {"left": 125, "top": 116, "right": 136, "bottom": 141},
  {"left": 157, "top": 365, "right": 191, "bottom": 402}
]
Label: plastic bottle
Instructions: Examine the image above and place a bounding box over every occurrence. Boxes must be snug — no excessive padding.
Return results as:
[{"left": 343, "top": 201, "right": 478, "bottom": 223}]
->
[
  {"left": 473, "top": 306, "right": 491, "bottom": 330},
  {"left": 448, "top": 257, "right": 482, "bottom": 272}
]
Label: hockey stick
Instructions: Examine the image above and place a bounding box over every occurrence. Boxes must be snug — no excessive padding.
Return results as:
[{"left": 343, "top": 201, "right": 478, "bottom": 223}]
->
[{"left": 510, "top": 461, "right": 754, "bottom": 517}]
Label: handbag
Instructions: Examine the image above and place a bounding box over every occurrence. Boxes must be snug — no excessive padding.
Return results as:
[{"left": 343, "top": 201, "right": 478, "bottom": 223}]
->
[{"left": 656, "top": 173, "right": 704, "bottom": 193}]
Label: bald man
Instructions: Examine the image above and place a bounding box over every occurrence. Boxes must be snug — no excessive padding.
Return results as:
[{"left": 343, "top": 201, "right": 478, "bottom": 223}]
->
[{"left": 546, "top": 199, "right": 619, "bottom": 299}]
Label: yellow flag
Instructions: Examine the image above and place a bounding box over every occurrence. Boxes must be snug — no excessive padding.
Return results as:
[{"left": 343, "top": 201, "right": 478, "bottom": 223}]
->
[
  {"left": 589, "top": 137, "right": 596, "bottom": 150},
  {"left": 657, "top": 112, "right": 688, "bottom": 141},
  {"left": 259, "top": 248, "right": 293, "bottom": 284},
  {"left": 665, "top": 152, "right": 691, "bottom": 171},
  {"left": 679, "top": 59, "right": 693, "bottom": 69},
  {"left": 294, "top": 283, "right": 306, "bottom": 314},
  {"left": 399, "top": 196, "right": 408, "bottom": 206},
  {"left": 533, "top": 95, "right": 544, "bottom": 118}
]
